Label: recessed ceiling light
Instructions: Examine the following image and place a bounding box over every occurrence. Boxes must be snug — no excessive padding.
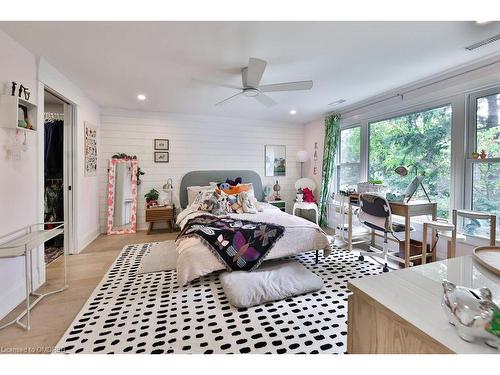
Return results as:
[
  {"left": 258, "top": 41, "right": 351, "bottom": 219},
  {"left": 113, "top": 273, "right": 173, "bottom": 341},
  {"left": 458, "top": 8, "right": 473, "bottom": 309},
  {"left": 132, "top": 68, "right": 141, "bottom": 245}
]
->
[
  {"left": 289, "top": 109, "right": 297, "bottom": 115},
  {"left": 137, "top": 94, "right": 146, "bottom": 101},
  {"left": 328, "top": 99, "right": 346, "bottom": 106},
  {"left": 476, "top": 20, "right": 491, "bottom": 25}
]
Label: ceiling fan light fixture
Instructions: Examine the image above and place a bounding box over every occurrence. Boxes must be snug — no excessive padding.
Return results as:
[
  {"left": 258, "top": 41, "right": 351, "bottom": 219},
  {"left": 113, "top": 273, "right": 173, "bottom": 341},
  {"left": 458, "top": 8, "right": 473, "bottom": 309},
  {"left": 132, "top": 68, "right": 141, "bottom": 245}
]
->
[
  {"left": 137, "top": 94, "right": 146, "bottom": 101},
  {"left": 243, "top": 88, "right": 260, "bottom": 97}
]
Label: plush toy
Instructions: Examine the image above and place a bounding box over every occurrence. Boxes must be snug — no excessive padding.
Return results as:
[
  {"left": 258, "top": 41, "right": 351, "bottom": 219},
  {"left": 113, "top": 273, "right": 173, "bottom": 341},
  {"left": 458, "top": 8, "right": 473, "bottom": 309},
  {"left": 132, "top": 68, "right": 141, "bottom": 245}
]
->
[
  {"left": 238, "top": 191, "right": 263, "bottom": 214},
  {"left": 302, "top": 187, "right": 316, "bottom": 203},
  {"left": 226, "top": 177, "right": 242, "bottom": 186},
  {"left": 227, "top": 194, "right": 244, "bottom": 214},
  {"left": 218, "top": 182, "right": 231, "bottom": 191}
]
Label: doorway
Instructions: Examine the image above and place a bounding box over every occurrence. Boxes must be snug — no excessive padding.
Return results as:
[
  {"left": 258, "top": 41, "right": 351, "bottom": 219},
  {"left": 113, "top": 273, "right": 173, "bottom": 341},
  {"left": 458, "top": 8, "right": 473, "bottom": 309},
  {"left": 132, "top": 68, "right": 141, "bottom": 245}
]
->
[
  {"left": 42, "top": 89, "right": 77, "bottom": 264},
  {"left": 43, "top": 90, "right": 66, "bottom": 264}
]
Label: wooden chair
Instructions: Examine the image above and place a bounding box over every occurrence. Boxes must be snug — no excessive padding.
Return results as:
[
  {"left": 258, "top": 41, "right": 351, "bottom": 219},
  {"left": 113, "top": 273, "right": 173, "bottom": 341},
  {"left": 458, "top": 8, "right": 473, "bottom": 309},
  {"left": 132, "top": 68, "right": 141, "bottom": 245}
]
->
[
  {"left": 423, "top": 210, "right": 497, "bottom": 264},
  {"left": 449, "top": 209, "right": 497, "bottom": 258}
]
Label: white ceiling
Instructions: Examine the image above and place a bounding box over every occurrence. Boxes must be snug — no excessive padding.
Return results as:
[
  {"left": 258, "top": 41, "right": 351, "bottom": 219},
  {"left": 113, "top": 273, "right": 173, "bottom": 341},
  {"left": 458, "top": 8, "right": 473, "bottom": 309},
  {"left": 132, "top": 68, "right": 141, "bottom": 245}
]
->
[{"left": 2, "top": 21, "right": 500, "bottom": 123}]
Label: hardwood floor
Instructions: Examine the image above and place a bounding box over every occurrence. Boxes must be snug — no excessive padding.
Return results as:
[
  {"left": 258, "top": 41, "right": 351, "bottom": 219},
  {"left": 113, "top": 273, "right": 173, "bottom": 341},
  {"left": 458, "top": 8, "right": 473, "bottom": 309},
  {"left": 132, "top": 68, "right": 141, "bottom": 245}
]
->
[{"left": 0, "top": 230, "right": 177, "bottom": 353}]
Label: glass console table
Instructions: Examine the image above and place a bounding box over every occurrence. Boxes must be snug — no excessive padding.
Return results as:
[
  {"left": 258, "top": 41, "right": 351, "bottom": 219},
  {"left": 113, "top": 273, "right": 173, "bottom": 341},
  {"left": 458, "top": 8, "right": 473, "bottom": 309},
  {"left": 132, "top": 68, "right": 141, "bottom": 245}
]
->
[{"left": 0, "top": 222, "right": 66, "bottom": 331}]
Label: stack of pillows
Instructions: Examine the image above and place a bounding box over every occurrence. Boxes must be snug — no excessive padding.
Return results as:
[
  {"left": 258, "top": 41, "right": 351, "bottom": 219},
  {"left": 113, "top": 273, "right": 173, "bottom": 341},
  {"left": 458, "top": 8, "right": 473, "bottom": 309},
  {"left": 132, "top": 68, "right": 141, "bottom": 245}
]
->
[{"left": 187, "top": 177, "right": 263, "bottom": 216}]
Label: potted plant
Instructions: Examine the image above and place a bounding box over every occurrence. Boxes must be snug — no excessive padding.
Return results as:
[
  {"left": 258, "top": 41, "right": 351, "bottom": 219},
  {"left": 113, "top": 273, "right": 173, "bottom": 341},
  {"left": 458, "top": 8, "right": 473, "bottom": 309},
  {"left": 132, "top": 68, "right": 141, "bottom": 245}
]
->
[
  {"left": 144, "top": 188, "right": 159, "bottom": 208},
  {"left": 136, "top": 167, "right": 145, "bottom": 185}
]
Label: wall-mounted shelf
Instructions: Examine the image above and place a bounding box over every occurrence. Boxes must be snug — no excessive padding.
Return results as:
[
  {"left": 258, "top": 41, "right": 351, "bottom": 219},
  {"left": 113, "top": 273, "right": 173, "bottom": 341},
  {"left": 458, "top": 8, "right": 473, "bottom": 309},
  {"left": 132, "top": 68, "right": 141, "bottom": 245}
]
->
[{"left": 0, "top": 94, "right": 38, "bottom": 133}]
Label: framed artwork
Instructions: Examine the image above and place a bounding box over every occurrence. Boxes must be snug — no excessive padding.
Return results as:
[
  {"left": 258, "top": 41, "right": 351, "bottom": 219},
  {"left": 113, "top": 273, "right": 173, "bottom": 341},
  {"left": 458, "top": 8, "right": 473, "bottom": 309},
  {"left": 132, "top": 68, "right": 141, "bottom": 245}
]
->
[
  {"left": 154, "top": 151, "right": 169, "bottom": 163},
  {"left": 154, "top": 139, "right": 169, "bottom": 150},
  {"left": 84, "top": 122, "right": 97, "bottom": 176},
  {"left": 265, "top": 145, "right": 286, "bottom": 177}
]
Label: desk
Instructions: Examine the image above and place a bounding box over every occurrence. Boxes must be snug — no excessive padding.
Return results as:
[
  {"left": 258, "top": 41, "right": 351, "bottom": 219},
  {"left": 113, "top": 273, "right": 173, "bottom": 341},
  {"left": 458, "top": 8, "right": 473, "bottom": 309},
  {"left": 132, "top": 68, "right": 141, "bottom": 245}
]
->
[{"left": 348, "top": 194, "right": 437, "bottom": 268}]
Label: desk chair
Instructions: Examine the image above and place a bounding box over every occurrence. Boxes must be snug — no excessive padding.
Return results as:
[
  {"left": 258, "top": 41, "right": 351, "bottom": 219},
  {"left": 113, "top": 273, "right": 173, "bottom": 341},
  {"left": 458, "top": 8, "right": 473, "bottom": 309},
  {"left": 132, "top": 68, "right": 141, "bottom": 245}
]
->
[{"left": 357, "top": 193, "right": 414, "bottom": 272}]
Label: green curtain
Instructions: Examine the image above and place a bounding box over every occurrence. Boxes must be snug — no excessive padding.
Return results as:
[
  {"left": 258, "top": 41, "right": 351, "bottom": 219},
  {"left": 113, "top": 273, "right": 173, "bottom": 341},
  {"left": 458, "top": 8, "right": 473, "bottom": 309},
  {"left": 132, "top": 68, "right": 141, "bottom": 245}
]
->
[{"left": 318, "top": 113, "right": 341, "bottom": 227}]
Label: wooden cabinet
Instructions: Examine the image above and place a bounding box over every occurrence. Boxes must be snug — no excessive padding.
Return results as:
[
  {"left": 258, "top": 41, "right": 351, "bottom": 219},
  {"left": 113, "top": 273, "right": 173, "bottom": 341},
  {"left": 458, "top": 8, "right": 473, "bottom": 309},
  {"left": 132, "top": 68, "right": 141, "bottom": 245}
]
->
[{"left": 145, "top": 205, "right": 175, "bottom": 234}]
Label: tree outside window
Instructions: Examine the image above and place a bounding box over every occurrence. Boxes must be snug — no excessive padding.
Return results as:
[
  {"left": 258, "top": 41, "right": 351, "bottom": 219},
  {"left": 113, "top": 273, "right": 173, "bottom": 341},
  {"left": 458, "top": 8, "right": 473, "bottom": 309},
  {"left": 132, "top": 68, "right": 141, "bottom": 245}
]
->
[{"left": 369, "top": 105, "right": 452, "bottom": 218}]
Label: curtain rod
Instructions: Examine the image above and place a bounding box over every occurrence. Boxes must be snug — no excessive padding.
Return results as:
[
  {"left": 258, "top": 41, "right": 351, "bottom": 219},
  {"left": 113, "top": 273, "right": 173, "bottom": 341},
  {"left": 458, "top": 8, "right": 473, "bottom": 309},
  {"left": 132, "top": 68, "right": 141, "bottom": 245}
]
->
[{"left": 339, "top": 58, "right": 500, "bottom": 117}]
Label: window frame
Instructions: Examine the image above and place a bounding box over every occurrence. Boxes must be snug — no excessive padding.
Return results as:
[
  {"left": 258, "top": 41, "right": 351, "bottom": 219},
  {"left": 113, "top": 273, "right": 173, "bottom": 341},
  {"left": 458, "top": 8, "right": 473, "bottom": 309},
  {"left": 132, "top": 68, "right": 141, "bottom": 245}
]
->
[
  {"left": 366, "top": 103, "right": 453, "bottom": 218},
  {"left": 465, "top": 87, "right": 500, "bottom": 215},
  {"left": 335, "top": 124, "right": 361, "bottom": 192}
]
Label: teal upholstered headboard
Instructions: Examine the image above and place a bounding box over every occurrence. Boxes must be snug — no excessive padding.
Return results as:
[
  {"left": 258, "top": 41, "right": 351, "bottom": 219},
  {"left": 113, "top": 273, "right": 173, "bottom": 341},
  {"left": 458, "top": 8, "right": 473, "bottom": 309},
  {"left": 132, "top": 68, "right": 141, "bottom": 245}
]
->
[{"left": 179, "top": 170, "right": 263, "bottom": 209}]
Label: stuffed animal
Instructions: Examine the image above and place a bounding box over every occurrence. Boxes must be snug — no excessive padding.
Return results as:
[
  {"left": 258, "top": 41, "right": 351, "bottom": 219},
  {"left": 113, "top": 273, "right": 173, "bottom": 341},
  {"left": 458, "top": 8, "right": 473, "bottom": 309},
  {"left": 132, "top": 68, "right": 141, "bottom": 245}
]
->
[
  {"left": 227, "top": 194, "right": 244, "bottom": 214},
  {"left": 218, "top": 182, "right": 231, "bottom": 191},
  {"left": 226, "top": 177, "right": 242, "bottom": 186},
  {"left": 238, "top": 191, "right": 262, "bottom": 214},
  {"left": 302, "top": 187, "right": 316, "bottom": 203}
]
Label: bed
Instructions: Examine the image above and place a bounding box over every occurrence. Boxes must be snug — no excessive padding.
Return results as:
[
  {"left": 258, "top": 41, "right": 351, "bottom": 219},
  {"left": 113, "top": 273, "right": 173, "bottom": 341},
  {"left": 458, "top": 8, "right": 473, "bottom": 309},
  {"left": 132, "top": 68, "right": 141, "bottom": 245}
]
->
[{"left": 175, "top": 170, "right": 331, "bottom": 285}]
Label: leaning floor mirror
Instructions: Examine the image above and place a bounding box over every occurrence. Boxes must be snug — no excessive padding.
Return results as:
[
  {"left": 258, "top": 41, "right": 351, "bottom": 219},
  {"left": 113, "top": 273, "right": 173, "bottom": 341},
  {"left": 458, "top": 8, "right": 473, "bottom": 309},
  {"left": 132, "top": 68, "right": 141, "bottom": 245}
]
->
[{"left": 107, "top": 157, "right": 138, "bottom": 234}]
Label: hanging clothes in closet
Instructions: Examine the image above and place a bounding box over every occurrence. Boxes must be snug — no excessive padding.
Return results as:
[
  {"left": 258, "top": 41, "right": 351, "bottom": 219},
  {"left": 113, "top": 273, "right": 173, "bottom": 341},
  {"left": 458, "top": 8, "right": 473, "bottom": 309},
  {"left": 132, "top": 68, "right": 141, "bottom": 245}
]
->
[
  {"left": 44, "top": 116, "right": 64, "bottom": 179},
  {"left": 44, "top": 114, "right": 64, "bottom": 257}
]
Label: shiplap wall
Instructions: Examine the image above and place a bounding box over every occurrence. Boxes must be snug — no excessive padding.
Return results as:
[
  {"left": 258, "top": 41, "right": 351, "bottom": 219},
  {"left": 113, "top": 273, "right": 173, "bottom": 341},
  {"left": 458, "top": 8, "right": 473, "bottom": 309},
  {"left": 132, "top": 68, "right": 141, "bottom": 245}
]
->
[{"left": 99, "top": 109, "right": 305, "bottom": 231}]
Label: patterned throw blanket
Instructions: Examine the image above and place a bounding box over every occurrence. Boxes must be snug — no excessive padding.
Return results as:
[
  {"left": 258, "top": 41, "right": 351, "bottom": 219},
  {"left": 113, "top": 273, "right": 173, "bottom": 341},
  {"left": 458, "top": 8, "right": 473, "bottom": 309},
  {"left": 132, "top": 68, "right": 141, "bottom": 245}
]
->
[{"left": 177, "top": 215, "right": 285, "bottom": 271}]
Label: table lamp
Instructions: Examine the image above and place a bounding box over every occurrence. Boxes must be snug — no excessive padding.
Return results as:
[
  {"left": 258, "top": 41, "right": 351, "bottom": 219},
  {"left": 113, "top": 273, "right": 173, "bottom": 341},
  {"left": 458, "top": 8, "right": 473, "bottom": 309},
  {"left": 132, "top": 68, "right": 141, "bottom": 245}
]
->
[
  {"left": 394, "top": 164, "right": 431, "bottom": 202},
  {"left": 296, "top": 150, "right": 309, "bottom": 178}
]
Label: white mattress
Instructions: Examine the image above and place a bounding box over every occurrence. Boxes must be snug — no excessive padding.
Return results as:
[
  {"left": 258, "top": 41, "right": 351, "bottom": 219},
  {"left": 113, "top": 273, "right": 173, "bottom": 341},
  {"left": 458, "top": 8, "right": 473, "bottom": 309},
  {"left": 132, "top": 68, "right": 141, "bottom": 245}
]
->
[{"left": 175, "top": 203, "right": 331, "bottom": 285}]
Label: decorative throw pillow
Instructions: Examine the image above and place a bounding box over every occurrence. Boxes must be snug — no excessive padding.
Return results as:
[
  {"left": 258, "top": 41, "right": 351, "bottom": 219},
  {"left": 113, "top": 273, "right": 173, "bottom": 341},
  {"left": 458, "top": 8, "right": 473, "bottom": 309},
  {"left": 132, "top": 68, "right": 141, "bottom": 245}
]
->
[
  {"left": 187, "top": 186, "right": 213, "bottom": 206},
  {"left": 220, "top": 184, "right": 250, "bottom": 196}
]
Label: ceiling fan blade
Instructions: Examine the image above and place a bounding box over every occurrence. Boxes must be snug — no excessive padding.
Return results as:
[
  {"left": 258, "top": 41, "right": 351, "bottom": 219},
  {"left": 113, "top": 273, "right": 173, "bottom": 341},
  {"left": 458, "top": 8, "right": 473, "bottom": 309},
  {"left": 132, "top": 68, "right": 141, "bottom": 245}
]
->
[
  {"left": 245, "top": 58, "right": 267, "bottom": 88},
  {"left": 215, "top": 91, "right": 244, "bottom": 106},
  {"left": 259, "top": 80, "right": 313, "bottom": 92},
  {"left": 254, "top": 93, "right": 277, "bottom": 107},
  {"left": 192, "top": 78, "right": 242, "bottom": 91}
]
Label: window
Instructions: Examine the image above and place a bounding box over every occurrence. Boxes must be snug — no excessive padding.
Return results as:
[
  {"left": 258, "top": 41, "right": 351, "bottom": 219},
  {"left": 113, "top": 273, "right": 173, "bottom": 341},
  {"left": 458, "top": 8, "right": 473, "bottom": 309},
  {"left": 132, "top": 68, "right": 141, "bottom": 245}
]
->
[
  {"left": 369, "top": 105, "right": 452, "bottom": 218},
  {"left": 336, "top": 126, "right": 360, "bottom": 192},
  {"left": 467, "top": 89, "right": 500, "bottom": 240}
]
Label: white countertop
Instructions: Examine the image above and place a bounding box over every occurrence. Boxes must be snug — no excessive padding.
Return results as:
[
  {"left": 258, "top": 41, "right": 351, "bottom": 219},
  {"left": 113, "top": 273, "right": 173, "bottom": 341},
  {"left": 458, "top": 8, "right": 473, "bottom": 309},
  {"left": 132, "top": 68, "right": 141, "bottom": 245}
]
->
[{"left": 349, "top": 256, "right": 500, "bottom": 354}]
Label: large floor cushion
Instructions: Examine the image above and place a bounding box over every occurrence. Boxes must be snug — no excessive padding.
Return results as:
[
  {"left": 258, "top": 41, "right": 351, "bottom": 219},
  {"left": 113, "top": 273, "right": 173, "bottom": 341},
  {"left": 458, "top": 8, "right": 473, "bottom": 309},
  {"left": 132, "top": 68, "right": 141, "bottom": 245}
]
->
[
  {"left": 219, "top": 260, "right": 324, "bottom": 308},
  {"left": 138, "top": 240, "right": 177, "bottom": 274}
]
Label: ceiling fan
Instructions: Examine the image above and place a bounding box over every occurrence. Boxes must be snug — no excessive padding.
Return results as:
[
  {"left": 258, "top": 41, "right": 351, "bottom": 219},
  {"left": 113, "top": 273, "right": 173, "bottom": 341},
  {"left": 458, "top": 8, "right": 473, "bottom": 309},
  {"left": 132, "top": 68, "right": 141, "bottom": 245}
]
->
[{"left": 212, "top": 58, "right": 313, "bottom": 107}]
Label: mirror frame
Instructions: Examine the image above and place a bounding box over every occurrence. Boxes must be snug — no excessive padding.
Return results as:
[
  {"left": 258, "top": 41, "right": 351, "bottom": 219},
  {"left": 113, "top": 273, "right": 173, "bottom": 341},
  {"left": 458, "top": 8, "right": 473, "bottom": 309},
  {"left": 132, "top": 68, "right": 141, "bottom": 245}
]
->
[{"left": 107, "top": 158, "right": 138, "bottom": 235}]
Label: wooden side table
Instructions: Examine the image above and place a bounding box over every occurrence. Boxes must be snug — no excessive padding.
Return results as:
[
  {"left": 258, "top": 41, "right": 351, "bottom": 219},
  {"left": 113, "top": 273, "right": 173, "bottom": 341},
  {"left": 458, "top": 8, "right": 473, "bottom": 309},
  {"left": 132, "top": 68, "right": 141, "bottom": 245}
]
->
[{"left": 146, "top": 205, "right": 176, "bottom": 234}]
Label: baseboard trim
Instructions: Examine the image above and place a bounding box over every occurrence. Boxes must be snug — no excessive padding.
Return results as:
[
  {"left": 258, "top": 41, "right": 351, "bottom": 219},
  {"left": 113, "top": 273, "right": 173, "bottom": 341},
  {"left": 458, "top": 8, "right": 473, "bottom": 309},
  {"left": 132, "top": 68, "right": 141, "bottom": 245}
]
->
[
  {"left": 0, "top": 272, "right": 26, "bottom": 321},
  {"left": 78, "top": 228, "right": 100, "bottom": 253}
]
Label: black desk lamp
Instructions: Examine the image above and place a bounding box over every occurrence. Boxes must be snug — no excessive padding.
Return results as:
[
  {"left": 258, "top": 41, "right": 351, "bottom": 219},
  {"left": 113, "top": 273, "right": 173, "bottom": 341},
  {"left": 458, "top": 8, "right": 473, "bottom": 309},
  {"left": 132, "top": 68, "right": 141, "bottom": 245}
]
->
[{"left": 394, "top": 164, "right": 431, "bottom": 202}]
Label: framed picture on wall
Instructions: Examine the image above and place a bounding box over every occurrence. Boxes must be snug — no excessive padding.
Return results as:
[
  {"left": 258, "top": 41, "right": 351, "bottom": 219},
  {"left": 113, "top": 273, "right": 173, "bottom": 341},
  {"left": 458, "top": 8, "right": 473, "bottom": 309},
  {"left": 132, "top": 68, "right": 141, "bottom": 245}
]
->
[
  {"left": 154, "top": 139, "right": 169, "bottom": 150},
  {"left": 84, "top": 122, "right": 97, "bottom": 176},
  {"left": 265, "top": 145, "right": 286, "bottom": 177},
  {"left": 154, "top": 151, "right": 169, "bottom": 163}
]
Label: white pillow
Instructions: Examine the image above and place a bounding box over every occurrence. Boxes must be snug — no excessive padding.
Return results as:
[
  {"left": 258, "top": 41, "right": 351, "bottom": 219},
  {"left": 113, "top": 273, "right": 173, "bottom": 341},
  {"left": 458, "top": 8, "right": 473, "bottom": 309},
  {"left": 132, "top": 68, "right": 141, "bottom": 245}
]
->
[
  {"left": 220, "top": 260, "right": 323, "bottom": 308},
  {"left": 187, "top": 186, "right": 214, "bottom": 206}
]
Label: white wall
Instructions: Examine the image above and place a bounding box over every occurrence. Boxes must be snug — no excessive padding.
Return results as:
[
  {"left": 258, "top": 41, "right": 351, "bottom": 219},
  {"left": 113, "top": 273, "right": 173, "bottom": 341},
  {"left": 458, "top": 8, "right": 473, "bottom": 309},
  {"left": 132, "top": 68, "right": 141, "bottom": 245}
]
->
[
  {"left": 0, "top": 30, "right": 101, "bottom": 319},
  {"left": 305, "top": 55, "right": 500, "bottom": 259},
  {"left": 99, "top": 109, "right": 304, "bottom": 231},
  {"left": 0, "top": 30, "right": 40, "bottom": 319}
]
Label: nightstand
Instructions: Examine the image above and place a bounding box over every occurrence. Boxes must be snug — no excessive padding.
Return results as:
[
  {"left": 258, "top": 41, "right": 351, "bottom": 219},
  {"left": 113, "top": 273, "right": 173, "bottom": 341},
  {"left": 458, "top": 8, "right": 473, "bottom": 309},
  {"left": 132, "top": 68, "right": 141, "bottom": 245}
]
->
[
  {"left": 146, "top": 205, "right": 176, "bottom": 234},
  {"left": 293, "top": 202, "right": 319, "bottom": 224},
  {"left": 269, "top": 200, "right": 286, "bottom": 212}
]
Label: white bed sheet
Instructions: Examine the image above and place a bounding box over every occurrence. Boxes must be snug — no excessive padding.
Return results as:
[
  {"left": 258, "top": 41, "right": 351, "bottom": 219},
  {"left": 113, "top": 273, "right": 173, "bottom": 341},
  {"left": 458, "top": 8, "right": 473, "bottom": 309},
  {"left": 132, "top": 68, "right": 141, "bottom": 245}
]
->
[{"left": 175, "top": 203, "right": 331, "bottom": 285}]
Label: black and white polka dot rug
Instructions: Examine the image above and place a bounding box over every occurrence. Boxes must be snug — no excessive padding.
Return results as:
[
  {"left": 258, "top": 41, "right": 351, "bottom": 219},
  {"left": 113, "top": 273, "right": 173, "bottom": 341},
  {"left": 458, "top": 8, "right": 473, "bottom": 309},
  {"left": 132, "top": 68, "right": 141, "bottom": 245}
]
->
[{"left": 55, "top": 243, "right": 381, "bottom": 354}]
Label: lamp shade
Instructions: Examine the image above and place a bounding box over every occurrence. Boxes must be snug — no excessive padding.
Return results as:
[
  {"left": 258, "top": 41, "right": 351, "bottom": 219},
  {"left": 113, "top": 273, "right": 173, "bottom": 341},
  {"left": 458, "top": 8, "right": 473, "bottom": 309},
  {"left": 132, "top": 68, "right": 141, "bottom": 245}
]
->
[
  {"left": 296, "top": 150, "right": 309, "bottom": 163},
  {"left": 394, "top": 165, "right": 409, "bottom": 177}
]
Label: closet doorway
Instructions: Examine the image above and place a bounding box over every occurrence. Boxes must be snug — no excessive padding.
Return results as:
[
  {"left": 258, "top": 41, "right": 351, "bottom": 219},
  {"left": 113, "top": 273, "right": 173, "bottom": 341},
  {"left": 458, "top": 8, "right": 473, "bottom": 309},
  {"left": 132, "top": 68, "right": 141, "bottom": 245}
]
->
[{"left": 43, "top": 90, "right": 74, "bottom": 264}]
